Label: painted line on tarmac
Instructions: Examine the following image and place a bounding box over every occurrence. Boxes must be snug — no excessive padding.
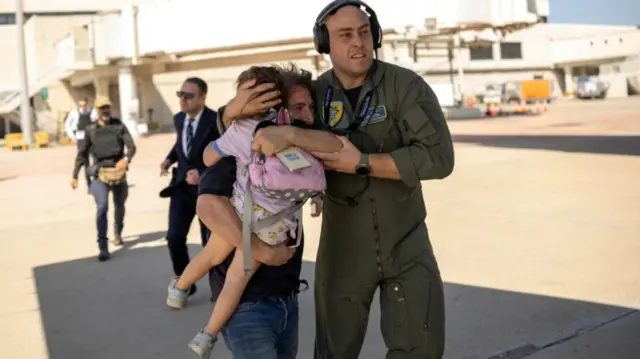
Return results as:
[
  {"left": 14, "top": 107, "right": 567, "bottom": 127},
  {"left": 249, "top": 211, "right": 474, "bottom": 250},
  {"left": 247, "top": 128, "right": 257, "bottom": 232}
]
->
[{"left": 468, "top": 307, "right": 640, "bottom": 359}]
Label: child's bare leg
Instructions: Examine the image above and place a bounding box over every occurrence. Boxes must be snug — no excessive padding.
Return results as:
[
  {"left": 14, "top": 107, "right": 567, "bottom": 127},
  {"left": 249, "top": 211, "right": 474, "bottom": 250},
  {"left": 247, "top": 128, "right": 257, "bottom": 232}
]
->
[
  {"left": 166, "top": 233, "right": 234, "bottom": 310},
  {"left": 175, "top": 232, "right": 234, "bottom": 290},
  {"left": 203, "top": 251, "right": 261, "bottom": 336}
]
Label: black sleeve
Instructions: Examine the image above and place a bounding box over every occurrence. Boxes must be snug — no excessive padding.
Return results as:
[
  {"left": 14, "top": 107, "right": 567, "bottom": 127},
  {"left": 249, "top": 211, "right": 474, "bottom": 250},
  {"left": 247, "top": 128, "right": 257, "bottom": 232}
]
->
[
  {"left": 120, "top": 124, "right": 137, "bottom": 162},
  {"left": 216, "top": 106, "right": 227, "bottom": 135},
  {"left": 72, "top": 128, "right": 92, "bottom": 179},
  {"left": 166, "top": 117, "right": 179, "bottom": 164},
  {"left": 198, "top": 156, "right": 237, "bottom": 198}
]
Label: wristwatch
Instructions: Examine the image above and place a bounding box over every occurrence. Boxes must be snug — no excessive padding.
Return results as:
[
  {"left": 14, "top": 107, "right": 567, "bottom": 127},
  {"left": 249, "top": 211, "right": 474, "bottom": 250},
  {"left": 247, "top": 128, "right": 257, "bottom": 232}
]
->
[{"left": 355, "top": 153, "right": 371, "bottom": 177}]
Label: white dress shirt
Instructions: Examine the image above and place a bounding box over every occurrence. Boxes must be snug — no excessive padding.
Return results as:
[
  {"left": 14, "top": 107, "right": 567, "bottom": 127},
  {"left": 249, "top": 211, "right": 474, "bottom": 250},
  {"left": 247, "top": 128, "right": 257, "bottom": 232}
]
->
[{"left": 181, "top": 109, "right": 203, "bottom": 155}]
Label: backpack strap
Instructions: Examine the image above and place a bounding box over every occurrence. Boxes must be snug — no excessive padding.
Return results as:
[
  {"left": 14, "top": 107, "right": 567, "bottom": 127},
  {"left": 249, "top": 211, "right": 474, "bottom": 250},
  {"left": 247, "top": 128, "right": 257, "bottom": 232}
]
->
[{"left": 242, "top": 167, "right": 255, "bottom": 276}]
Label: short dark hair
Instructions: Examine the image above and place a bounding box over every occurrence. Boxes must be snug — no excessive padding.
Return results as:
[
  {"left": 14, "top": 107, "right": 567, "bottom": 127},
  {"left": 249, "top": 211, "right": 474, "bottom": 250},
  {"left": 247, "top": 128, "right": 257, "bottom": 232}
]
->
[
  {"left": 280, "top": 63, "right": 315, "bottom": 100},
  {"left": 184, "top": 77, "right": 208, "bottom": 94}
]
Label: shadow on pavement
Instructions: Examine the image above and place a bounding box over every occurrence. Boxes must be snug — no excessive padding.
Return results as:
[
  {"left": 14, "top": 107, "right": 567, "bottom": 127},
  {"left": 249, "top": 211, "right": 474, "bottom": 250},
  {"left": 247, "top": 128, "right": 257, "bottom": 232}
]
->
[
  {"left": 122, "top": 231, "right": 166, "bottom": 247},
  {"left": 33, "top": 237, "right": 637, "bottom": 359},
  {"left": 453, "top": 134, "right": 640, "bottom": 156},
  {"left": 0, "top": 176, "right": 17, "bottom": 182}
]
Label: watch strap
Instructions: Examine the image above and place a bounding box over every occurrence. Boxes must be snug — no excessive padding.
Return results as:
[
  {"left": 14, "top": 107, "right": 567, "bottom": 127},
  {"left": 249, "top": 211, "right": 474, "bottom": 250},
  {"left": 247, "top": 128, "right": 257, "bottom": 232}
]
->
[{"left": 359, "top": 153, "right": 370, "bottom": 168}]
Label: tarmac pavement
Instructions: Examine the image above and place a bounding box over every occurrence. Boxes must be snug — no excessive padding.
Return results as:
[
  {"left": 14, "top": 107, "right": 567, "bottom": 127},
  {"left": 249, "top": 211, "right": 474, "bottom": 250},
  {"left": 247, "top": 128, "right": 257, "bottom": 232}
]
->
[{"left": 0, "top": 97, "right": 639, "bottom": 359}]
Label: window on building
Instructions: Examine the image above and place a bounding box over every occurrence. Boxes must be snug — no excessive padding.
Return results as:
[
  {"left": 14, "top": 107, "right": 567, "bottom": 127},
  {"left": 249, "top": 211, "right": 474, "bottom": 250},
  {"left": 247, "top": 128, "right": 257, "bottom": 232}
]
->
[
  {"left": 0, "top": 13, "right": 16, "bottom": 25},
  {"left": 500, "top": 42, "right": 522, "bottom": 59},
  {"left": 0, "top": 11, "right": 93, "bottom": 25},
  {"left": 469, "top": 45, "right": 493, "bottom": 60}
]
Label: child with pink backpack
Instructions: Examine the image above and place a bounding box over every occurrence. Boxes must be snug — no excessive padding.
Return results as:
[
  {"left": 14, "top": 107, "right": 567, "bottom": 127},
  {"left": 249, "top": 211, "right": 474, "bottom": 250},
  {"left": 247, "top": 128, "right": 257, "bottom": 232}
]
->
[{"left": 165, "top": 66, "right": 326, "bottom": 358}]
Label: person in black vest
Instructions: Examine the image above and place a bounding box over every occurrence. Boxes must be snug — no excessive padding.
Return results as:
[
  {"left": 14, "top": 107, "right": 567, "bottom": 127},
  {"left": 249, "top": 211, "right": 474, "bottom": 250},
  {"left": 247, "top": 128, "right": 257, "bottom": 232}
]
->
[
  {"left": 159, "top": 77, "right": 219, "bottom": 297},
  {"left": 64, "top": 97, "right": 98, "bottom": 192},
  {"left": 71, "top": 96, "right": 136, "bottom": 262}
]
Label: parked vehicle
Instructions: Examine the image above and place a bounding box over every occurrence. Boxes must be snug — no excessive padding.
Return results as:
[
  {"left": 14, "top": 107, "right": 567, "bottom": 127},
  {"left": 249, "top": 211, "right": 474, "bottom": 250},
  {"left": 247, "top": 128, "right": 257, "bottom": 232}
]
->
[
  {"left": 483, "top": 83, "right": 502, "bottom": 104},
  {"left": 501, "top": 79, "right": 553, "bottom": 104},
  {"left": 575, "top": 76, "right": 608, "bottom": 99}
]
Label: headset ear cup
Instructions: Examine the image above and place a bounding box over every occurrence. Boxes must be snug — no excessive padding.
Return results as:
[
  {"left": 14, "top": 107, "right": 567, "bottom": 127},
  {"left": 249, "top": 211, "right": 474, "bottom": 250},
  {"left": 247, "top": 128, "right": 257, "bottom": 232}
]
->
[
  {"left": 313, "top": 24, "right": 323, "bottom": 54},
  {"left": 318, "top": 24, "right": 330, "bottom": 54},
  {"left": 371, "top": 19, "right": 382, "bottom": 50}
]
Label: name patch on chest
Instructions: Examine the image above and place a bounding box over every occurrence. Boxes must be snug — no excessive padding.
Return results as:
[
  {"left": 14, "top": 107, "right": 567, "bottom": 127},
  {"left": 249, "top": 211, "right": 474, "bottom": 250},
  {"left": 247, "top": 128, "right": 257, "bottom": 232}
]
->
[
  {"left": 329, "top": 101, "right": 344, "bottom": 127},
  {"left": 361, "top": 105, "right": 387, "bottom": 126}
]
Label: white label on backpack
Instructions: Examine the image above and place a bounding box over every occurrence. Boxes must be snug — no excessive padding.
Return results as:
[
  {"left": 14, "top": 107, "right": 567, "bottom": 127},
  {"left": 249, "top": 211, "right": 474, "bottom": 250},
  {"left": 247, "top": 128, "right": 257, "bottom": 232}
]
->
[
  {"left": 276, "top": 147, "right": 310, "bottom": 171},
  {"left": 76, "top": 130, "right": 85, "bottom": 140}
]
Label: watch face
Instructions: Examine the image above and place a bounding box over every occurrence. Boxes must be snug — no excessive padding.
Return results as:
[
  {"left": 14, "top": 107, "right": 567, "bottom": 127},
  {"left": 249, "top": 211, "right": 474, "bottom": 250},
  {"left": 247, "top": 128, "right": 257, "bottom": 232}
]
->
[{"left": 356, "top": 165, "right": 370, "bottom": 176}]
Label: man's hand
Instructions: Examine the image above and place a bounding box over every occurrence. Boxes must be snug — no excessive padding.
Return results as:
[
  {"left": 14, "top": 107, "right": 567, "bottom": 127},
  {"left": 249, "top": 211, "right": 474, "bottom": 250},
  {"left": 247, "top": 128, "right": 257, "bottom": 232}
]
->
[
  {"left": 312, "top": 136, "right": 361, "bottom": 174},
  {"left": 225, "top": 79, "right": 281, "bottom": 121},
  {"left": 252, "top": 240, "right": 296, "bottom": 266},
  {"left": 115, "top": 158, "right": 128, "bottom": 171},
  {"left": 70, "top": 178, "right": 78, "bottom": 190},
  {"left": 251, "top": 126, "right": 295, "bottom": 156},
  {"left": 186, "top": 169, "right": 200, "bottom": 185},
  {"left": 160, "top": 159, "right": 172, "bottom": 176}
]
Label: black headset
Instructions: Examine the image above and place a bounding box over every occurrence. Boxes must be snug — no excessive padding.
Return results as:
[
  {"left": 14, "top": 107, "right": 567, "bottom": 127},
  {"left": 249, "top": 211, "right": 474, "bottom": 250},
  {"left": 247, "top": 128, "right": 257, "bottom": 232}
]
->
[{"left": 313, "top": 0, "right": 382, "bottom": 55}]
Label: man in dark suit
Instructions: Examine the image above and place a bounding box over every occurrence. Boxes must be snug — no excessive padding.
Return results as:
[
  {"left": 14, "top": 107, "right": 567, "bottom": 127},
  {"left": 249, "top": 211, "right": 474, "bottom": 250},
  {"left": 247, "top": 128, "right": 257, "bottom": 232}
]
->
[{"left": 160, "top": 77, "right": 219, "bottom": 296}]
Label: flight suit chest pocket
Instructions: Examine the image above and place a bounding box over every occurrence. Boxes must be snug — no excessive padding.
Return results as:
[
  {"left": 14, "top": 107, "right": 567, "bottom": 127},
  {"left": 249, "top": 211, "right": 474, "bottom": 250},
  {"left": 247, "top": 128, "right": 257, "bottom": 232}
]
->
[{"left": 358, "top": 108, "right": 402, "bottom": 153}]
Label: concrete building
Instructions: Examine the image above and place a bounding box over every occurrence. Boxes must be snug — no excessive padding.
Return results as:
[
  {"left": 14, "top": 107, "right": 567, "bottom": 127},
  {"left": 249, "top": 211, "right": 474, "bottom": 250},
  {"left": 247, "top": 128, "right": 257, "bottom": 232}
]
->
[
  {"left": 395, "top": 23, "right": 640, "bottom": 102},
  {"left": 0, "top": 0, "right": 638, "bottom": 139}
]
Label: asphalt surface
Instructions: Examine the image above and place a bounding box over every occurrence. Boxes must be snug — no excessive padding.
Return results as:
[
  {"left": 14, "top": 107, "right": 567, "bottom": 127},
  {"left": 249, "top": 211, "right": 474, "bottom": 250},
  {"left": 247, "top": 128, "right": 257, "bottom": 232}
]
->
[{"left": 0, "top": 97, "right": 639, "bottom": 359}]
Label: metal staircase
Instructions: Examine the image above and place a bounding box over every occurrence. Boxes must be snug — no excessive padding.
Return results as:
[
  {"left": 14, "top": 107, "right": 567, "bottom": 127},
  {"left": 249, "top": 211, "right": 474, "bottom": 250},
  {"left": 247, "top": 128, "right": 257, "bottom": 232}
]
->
[{"left": 0, "top": 66, "right": 74, "bottom": 114}]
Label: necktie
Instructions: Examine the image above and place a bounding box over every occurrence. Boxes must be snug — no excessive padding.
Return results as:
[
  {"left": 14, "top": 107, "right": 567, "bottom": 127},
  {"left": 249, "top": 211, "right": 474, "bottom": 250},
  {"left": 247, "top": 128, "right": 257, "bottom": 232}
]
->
[{"left": 186, "top": 118, "right": 194, "bottom": 155}]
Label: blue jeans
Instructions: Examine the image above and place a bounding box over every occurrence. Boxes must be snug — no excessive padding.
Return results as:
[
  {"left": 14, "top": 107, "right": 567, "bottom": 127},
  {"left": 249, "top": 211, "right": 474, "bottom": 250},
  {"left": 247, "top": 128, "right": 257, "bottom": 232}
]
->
[
  {"left": 90, "top": 179, "right": 128, "bottom": 250},
  {"left": 221, "top": 294, "right": 298, "bottom": 359}
]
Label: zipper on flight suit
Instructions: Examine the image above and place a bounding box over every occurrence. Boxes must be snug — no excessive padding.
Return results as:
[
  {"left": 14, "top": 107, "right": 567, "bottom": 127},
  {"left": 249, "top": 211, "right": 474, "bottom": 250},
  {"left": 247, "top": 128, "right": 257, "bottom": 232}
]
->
[
  {"left": 352, "top": 86, "right": 385, "bottom": 277},
  {"left": 370, "top": 195, "right": 383, "bottom": 276}
]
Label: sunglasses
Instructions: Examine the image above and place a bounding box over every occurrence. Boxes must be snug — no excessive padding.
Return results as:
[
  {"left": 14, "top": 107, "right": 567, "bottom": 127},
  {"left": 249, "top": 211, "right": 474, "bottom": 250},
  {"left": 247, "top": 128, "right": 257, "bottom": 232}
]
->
[
  {"left": 176, "top": 91, "right": 196, "bottom": 100},
  {"left": 98, "top": 105, "right": 111, "bottom": 110}
]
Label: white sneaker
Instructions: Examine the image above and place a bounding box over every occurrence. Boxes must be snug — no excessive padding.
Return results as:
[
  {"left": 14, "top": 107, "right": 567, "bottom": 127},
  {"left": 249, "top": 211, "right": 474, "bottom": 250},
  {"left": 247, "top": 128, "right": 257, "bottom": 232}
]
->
[{"left": 166, "top": 278, "right": 189, "bottom": 309}]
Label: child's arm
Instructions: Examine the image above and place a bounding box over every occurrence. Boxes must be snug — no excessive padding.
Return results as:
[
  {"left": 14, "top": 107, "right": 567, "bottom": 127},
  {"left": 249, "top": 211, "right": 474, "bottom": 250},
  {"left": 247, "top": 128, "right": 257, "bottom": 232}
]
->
[
  {"left": 203, "top": 123, "right": 246, "bottom": 167},
  {"left": 203, "top": 141, "right": 226, "bottom": 167}
]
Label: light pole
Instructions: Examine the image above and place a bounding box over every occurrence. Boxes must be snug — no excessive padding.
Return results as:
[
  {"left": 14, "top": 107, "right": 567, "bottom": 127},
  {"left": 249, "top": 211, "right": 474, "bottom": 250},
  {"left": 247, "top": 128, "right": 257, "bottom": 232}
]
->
[{"left": 15, "top": 0, "right": 33, "bottom": 145}]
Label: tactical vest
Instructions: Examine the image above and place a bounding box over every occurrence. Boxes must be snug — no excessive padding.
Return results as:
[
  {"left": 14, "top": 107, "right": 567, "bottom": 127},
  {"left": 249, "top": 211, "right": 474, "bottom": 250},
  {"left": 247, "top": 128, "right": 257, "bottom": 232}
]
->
[
  {"left": 90, "top": 125, "right": 124, "bottom": 161},
  {"left": 77, "top": 109, "right": 92, "bottom": 131}
]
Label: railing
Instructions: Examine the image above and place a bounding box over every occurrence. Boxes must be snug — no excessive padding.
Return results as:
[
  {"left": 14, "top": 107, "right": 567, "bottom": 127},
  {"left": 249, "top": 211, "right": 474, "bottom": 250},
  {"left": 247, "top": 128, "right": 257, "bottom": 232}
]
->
[{"left": 0, "top": 66, "right": 74, "bottom": 114}]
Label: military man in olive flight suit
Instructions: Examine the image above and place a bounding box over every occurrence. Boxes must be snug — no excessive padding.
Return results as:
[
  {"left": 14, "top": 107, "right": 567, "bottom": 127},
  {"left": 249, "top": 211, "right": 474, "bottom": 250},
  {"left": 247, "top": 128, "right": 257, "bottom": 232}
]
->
[{"left": 203, "top": 1, "right": 454, "bottom": 358}]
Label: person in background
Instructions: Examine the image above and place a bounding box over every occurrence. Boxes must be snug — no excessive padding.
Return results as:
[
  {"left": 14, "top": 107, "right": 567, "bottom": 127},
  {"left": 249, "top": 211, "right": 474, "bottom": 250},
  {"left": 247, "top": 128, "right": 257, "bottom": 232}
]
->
[
  {"left": 71, "top": 96, "right": 136, "bottom": 262},
  {"left": 159, "top": 77, "right": 220, "bottom": 299},
  {"left": 65, "top": 96, "right": 98, "bottom": 192}
]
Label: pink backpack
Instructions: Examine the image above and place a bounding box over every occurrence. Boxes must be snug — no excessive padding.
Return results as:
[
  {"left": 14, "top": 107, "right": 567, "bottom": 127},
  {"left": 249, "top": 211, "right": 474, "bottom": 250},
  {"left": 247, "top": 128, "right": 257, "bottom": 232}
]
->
[{"left": 247, "top": 109, "right": 326, "bottom": 202}]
